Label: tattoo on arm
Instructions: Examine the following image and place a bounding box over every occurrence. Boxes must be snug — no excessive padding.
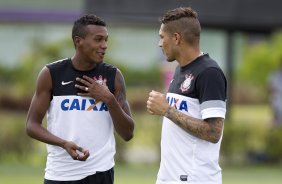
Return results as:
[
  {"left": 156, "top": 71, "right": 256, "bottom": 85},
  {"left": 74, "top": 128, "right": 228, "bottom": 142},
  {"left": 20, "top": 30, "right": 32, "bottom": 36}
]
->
[
  {"left": 165, "top": 106, "right": 223, "bottom": 143},
  {"left": 114, "top": 70, "right": 131, "bottom": 115}
]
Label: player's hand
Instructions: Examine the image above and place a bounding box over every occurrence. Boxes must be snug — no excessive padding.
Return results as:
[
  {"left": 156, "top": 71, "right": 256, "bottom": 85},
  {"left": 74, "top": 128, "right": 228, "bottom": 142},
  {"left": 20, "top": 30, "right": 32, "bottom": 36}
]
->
[
  {"left": 75, "top": 75, "right": 112, "bottom": 103},
  {"left": 63, "top": 141, "right": 90, "bottom": 161},
  {"left": 147, "top": 90, "right": 169, "bottom": 116}
]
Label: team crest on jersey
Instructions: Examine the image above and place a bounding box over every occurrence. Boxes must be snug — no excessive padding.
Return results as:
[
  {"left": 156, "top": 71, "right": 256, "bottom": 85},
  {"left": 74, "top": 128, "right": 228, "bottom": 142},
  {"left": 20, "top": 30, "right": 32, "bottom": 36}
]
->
[
  {"left": 180, "top": 74, "right": 194, "bottom": 92},
  {"left": 94, "top": 75, "right": 108, "bottom": 88}
]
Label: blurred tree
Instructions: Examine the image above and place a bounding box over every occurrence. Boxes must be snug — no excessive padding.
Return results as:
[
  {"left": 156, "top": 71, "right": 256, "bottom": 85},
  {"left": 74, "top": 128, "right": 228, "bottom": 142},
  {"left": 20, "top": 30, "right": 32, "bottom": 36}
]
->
[
  {"left": 265, "top": 127, "right": 282, "bottom": 162},
  {"left": 117, "top": 64, "right": 162, "bottom": 87},
  {"left": 238, "top": 31, "right": 282, "bottom": 87},
  {"left": 11, "top": 38, "right": 74, "bottom": 97},
  {"left": 0, "top": 38, "right": 74, "bottom": 97},
  {"left": 232, "top": 31, "right": 282, "bottom": 104}
]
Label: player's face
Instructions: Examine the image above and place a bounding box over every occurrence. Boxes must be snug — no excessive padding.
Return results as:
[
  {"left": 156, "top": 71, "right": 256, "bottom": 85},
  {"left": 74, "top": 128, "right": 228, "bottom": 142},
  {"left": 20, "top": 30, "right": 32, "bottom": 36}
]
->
[
  {"left": 77, "top": 25, "right": 108, "bottom": 64},
  {"left": 158, "top": 24, "right": 175, "bottom": 62}
]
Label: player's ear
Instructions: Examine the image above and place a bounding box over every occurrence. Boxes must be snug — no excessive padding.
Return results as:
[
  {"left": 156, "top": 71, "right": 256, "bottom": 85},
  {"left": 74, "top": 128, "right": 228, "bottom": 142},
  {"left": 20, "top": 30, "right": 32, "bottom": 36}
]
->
[
  {"left": 74, "top": 36, "right": 83, "bottom": 48},
  {"left": 173, "top": 32, "right": 181, "bottom": 45}
]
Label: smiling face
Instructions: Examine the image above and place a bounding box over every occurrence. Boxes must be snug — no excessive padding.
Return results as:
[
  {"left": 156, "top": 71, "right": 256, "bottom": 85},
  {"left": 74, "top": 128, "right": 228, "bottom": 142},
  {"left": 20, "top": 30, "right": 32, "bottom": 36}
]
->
[
  {"left": 158, "top": 23, "right": 177, "bottom": 62},
  {"left": 75, "top": 25, "right": 108, "bottom": 64}
]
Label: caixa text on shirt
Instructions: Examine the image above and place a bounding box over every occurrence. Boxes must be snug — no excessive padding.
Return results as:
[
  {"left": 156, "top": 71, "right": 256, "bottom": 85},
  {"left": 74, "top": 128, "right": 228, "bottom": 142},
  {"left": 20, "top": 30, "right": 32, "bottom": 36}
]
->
[
  {"left": 167, "top": 96, "right": 188, "bottom": 112},
  {"left": 61, "top": 98, "right": 108, "bottom": 111}
]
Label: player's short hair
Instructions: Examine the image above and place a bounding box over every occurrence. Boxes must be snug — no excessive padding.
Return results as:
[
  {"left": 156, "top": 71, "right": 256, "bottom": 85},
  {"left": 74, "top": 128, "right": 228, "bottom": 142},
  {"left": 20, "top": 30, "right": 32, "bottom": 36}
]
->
[
  {"left": 160, "top": 7, "right": 201, "bottom": 46},
  {"left": 72, "top": 14, "right": 106, "bottom": 40}
]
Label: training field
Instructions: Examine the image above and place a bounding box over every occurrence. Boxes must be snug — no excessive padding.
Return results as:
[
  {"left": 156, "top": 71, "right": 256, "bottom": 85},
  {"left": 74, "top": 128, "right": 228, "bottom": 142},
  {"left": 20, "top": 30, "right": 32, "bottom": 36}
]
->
[{"left": 0, "top": 163, "right": 281, "bottom": 184}]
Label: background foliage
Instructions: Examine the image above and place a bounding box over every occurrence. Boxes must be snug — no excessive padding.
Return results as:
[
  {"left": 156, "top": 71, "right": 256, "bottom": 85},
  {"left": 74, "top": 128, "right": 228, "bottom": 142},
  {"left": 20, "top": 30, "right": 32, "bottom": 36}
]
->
[
  {"left": 1, "top": 31, "right": 282, "bottom": 165},
  {"left": 238, "top": 32, "right": 282, "bottom": 86}
]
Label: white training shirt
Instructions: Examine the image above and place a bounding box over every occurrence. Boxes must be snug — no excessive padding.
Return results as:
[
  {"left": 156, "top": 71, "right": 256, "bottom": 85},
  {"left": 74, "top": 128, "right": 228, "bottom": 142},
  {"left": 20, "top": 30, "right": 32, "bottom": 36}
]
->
[
  {"left": 45, "top": 59, "right": 117, "bottom": 181},
  {"left": 157, "top": 54, "right": 227, "bottom": 184}
]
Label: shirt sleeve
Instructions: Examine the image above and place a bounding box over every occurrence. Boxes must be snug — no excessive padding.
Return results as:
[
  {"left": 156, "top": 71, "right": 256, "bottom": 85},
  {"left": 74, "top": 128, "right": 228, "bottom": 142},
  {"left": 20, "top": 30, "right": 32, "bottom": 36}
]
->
[{"left": 196, "top": 67, "right": 227, "bottom": 119}]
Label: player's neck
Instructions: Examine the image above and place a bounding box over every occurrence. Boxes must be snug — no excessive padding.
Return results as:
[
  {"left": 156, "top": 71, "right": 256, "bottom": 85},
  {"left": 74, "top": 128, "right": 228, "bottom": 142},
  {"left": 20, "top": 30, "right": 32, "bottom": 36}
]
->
[
  {"left": 71, "top": 55, "right": 97, "bottom": 71},
  {"left": 177, "top": 47, "right": 202, "bottom": 67}
]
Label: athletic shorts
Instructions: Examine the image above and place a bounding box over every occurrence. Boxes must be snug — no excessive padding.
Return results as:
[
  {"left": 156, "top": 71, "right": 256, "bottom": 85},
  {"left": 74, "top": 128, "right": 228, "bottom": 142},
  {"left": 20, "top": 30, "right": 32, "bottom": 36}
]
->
[{"left": 44, "top": 168, "right": 114, "bottom": 184}]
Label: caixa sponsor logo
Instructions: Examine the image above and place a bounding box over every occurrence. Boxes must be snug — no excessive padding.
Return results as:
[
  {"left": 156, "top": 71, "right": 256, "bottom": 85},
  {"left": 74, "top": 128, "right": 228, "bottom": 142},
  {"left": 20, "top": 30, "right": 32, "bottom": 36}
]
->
[
  {"left": 61, "top": 98, "right": 108, "bottom": 111},
  {"left": 167, "top": 96, "right": 188, "bottom": 112}
]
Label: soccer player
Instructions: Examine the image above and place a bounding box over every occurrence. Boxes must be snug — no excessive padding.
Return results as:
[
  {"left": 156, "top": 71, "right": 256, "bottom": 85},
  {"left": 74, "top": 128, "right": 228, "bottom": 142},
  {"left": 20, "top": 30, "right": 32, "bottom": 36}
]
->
[
  {"left": 26, "top": 14, "right": 135, "bottom": 184},
  {"left": 147, "top": 7, "right": 227, "bottom": 184}
]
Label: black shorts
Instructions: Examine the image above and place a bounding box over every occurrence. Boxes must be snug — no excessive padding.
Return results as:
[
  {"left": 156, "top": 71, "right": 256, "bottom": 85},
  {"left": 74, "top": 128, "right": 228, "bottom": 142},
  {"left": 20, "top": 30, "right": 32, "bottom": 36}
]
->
[{"left": 44, "top": 168, "right": 114, "bottom": 184}]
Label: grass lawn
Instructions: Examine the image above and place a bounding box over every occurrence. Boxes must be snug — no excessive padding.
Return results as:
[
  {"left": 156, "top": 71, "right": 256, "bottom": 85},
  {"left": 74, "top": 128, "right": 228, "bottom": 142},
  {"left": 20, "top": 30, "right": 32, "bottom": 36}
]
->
[
  {"left": 0, "top": 163, "right": 282, "bottom": 184},
  {"left": 223, "top": 165, "right": 282, "bottom": 184}
]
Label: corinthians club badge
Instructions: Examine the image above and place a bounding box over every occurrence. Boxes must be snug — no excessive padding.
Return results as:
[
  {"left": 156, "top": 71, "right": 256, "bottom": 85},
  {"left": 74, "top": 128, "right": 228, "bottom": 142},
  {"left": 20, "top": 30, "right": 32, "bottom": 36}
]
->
[
  {"left": 94, "top": 75, "right": 108, "bottom": 88},
  {"left": 180, "top": 74, "right": 194, "bottom": 92}
]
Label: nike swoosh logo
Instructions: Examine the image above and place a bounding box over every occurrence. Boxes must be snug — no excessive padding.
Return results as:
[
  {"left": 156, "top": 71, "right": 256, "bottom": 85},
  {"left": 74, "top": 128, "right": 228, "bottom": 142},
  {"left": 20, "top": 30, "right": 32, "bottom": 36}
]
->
[{"left": 61, "top": 81, "right": 73, "bottom": 85}]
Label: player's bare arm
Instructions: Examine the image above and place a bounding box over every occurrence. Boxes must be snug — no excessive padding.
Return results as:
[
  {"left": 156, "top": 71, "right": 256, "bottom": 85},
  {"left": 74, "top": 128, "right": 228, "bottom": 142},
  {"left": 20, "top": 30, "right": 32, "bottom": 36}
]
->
[
  {"left": 75, "top": 69, "right": 134, "bottom": 141},
  {"left": 165, "top": 106, "right": 223, "bottom": 143},
  {"left": 26, "top": 67, "right": 89, "bottom": 161},
  {"left": 110, "top": 69, "right": 135, "bottom": 141},
  {"left": 147, "top": 90, "right": 223, "bottom": 143},
  {"left": 114, "top": 69, "right": 132, "bottom": 116}
]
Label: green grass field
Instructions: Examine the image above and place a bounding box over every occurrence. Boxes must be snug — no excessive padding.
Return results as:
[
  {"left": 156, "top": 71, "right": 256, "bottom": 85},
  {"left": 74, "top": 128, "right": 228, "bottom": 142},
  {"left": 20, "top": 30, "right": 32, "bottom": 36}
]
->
[{"left": 0, "top": 163, "right": 282, "bottom": 184}]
